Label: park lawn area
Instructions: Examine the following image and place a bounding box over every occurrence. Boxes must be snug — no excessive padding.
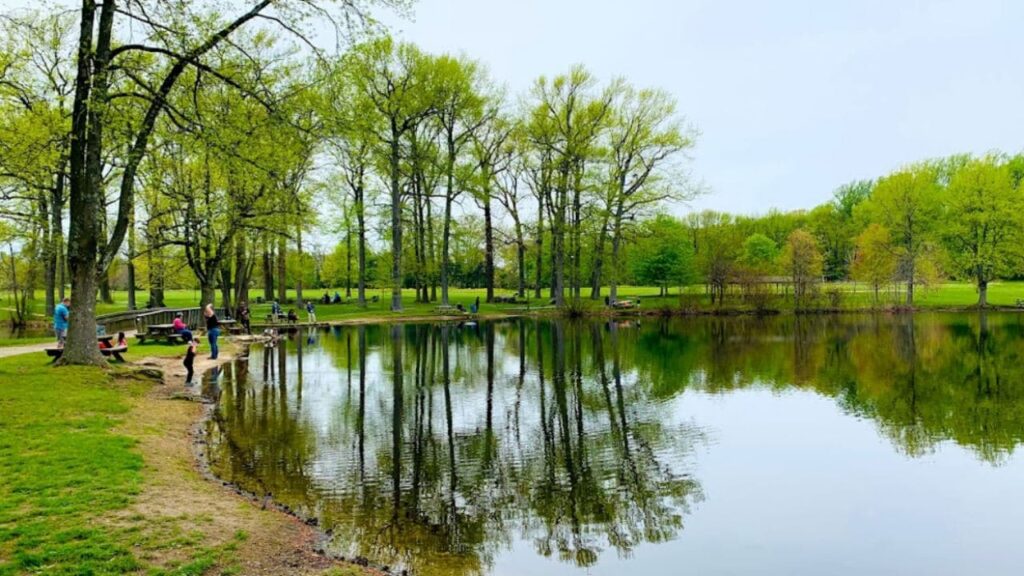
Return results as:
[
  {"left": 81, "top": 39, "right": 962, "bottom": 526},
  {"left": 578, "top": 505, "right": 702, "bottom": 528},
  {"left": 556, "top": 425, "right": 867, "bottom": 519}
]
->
[
  {"left": 0, "top": 349, "right": 354, "bottom": 576},
  {"left": 0, "top": 354, "right": 145, "bottom": 574},
  {"left": 4, "top": 283, "right": 1024, "bottom": 327}
]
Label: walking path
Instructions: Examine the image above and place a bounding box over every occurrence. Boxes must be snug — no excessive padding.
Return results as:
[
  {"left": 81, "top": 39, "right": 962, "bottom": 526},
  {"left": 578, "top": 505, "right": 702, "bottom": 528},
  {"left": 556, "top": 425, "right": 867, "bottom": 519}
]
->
[{"left": 0, "top": 331, "right": 138, "bottom": 359}]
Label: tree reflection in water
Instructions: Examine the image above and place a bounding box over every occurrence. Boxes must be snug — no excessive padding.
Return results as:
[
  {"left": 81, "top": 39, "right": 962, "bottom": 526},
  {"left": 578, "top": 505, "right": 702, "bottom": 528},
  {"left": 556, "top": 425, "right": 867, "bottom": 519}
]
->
[{"left": 205, "top": 312, "right": 1024, "bottom": 575}]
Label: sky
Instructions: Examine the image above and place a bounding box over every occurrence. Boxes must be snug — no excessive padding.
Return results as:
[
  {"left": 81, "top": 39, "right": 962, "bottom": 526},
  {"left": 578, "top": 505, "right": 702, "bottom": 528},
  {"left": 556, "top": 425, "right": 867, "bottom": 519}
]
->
[{"left": 379, "top": 0, "right": 1024, "bottom": 214}]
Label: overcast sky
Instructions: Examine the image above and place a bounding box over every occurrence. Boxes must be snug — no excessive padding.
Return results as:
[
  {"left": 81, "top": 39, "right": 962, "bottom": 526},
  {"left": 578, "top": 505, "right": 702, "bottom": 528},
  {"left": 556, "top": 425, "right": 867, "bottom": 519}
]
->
[{"left": 381, "top": 0, "right": 1024, "bottom": 214}]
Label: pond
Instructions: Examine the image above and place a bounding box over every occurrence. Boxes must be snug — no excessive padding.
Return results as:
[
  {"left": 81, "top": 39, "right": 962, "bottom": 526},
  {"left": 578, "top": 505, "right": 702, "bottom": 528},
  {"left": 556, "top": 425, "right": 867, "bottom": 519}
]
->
[{"left": 203, "top": 314, "right": 1024, "bottom": 576}]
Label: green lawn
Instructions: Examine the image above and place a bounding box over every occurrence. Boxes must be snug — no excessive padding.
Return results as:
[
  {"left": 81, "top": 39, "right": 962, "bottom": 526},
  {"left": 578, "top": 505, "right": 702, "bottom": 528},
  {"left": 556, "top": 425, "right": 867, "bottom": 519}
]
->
[
  {"left": 0, "top": 355, "right": 145, "bottom": 574},
  {"left": 4, "top": 282, "right": 1024, "bottom": 327}
]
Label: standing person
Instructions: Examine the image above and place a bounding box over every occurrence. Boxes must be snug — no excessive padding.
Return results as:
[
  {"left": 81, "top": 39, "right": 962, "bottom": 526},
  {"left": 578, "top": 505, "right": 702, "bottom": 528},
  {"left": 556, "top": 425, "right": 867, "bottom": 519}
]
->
[
  {"left": 53, "top": 297, "right": 70, "bottom": 348},
  {"left": 183, "top": 337, "right": 200, "bottom": 386},
  {"left": 238, "top": 301, "right": 251, "bottom": 334},
  {"left": 204, "top": 304, "right": 221, "bottom": 360},
  {"left": 305, "top": 300, "right": 316, "bottom": 324}
]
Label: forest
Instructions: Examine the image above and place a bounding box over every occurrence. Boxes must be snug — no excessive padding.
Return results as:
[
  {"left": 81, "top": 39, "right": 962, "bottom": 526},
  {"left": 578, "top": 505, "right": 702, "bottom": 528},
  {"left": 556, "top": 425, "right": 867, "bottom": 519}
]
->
[{"left": 1, "top": 1, "right": 1023, "bottom": 365}]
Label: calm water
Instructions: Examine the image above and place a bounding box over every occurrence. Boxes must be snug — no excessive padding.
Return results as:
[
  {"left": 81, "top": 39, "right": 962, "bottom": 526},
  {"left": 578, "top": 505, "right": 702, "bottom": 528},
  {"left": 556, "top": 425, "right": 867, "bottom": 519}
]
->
[{"left": 204, "top": 314, "right": 1024, "bottom": 576}]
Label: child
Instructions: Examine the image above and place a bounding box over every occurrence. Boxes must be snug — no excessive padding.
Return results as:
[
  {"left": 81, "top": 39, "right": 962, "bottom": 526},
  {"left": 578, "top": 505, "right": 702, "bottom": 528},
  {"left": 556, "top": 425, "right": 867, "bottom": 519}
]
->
[
  {"left": 305, "top": 300, "right": 316, "bottom": 323},
  {"left": 183, "top": 337, "right": 200, "bottom": 386}
]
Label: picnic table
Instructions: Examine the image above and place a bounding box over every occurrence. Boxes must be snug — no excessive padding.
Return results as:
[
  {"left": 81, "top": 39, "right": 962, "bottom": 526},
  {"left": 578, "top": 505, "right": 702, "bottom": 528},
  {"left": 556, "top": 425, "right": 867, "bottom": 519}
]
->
[
  {"left": 433, "top": 304, "right": 463, "bottom": 315},
  {"left": 46, "top": 337, "right": 128, "bottom": 362},
  {"left": 219, "top": 319, "right": 243, "bottom": 334},
  {"left": 136, "top": 324, "right": 189, "bottom": 344}
]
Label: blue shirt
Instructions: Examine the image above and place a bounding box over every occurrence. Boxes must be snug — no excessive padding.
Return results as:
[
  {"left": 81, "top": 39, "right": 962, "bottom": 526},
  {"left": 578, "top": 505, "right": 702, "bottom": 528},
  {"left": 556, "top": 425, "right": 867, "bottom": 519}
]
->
[{"left": 54, "top": 303, "right": 69, "bottom": 330}]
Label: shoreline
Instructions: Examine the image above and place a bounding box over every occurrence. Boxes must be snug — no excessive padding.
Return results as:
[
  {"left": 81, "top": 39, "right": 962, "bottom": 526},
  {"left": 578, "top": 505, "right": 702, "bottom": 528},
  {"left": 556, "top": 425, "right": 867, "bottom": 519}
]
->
[{"left": 126, "top": 345, "right": 383, "bottom": 575}]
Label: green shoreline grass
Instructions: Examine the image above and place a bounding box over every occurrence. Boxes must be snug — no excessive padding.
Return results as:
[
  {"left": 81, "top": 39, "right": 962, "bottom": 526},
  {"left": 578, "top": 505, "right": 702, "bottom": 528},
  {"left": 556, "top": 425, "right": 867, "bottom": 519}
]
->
[{"left": 3, "top": 282, "right": 1024, "bottom": 334}]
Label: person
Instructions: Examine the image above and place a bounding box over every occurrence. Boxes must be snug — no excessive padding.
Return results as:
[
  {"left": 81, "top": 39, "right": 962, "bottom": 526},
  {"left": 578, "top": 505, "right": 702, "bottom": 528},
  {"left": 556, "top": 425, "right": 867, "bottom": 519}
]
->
[
  {"left": 116, "top": 332, "right": 127, "bottom": 347},
  {"left": 287, "top": 309, "right": 298, "bottom": 324},
  {"left": 456, "top": 303, "right": 465, "bottom": 313},
  {"left": 271, "top": 300, "right": 282, "bottom": 317},
  {"left": 204, "top": 303, "right": 221, "bottom": 360},
  {"left": 306, "top": 300, "right": 316, "bottom": 323},
  {"left": 172, "top": 312, "right": 193, "bottom": 342},
  {"left": 469, "top": 301, "right": 478, "bottom": 314},
  {"left": 332, "top": 291, "right": 342, "bottom": 304},
  {"left": 54, "top": 297, "right": 70, "bottom": 348},
  {"left": 321, "top": 292, "right": 330, "bottom": 305},
  {"left": 238, "top": 301, "right": 251, "bottom": 334},
  {"left": 183, "top": 337, "right": 200, "bottom": 386}
]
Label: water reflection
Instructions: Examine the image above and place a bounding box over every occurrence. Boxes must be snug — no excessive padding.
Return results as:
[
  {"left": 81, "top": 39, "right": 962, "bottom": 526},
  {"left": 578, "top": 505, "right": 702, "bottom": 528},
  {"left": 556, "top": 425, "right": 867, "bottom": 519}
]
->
[{"left": 205, "top": 313, "right": 1024, "bottom": 575}]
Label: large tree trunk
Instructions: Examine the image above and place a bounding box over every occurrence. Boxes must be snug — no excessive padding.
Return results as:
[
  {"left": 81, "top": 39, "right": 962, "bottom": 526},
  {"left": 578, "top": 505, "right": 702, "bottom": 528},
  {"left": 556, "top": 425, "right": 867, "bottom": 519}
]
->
[
  {"left": 262, "top": 240, "right": 273, "bottom": 302},
  {"left": 345, "top": 224, "right": 353, "bottom": 298},
  {"left": 978, "top": 277, "right": 988, "bottom": 308},
  {"left": 61, "top": 0, "right": 106, "bottom": 365},
  {"left": 277, "top": 234, "right": 286, "bottom": 303},
  {"left": 356, "top": 185, "right": 367, "bottom": 306},
  {"left": 534, "top": 192, "right": 543, "bottom": 299},
  {"left": 295, "top": 226, "right": 303, "bottom": 306},
  {"left": 516, "top": 226, "right": 525, "bottom": 298},
  {"left": 441, "top": 150, "right": 455, "bottom": 306},
  {"left": 389, "top": 133, "right": 403, "bottom": 312},
  {"left": 126, "top": 200, "right": 136, "bottom": 310},
  {"left": 483, "top": 188, "right": 495, "bottom": 303},
  {"left": 609, "top": 217, "right": 623, "bottom": 302},
  {"left": 589, "top": 213, "right": 609, "bottom": 300}
]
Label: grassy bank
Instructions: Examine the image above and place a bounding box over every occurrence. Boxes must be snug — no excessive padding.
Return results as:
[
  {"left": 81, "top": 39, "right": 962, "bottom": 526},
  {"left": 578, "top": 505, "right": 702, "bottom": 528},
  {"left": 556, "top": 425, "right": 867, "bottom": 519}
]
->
[
  {"left": 3, "top": 282, "right": 1024, "bottom": 328},
  {"left": 0, "top": 350, "right": 368, "bottom": 576}
]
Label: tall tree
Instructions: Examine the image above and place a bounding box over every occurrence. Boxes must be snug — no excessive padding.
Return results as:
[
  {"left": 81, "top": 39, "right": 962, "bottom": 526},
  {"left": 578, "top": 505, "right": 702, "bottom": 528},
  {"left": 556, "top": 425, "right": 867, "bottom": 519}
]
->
[
  {"left": 857, "top": 166, "right": 941, "bottom": 306},
  {"left": 943, "top": 157, "right": 1021, "bottom": 307},
  {"left": 339, "top": 37, "right": 435, "bottom": 311}
]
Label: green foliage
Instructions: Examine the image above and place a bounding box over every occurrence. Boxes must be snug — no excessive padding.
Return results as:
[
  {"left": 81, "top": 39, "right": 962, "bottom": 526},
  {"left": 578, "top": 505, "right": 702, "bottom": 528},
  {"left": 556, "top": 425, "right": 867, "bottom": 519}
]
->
[
  {"left": 740, "top": 233, "right": 779, "bottom": 272},
  {"left": 631, "top": 215, "right": 695, "bottom": 294}
]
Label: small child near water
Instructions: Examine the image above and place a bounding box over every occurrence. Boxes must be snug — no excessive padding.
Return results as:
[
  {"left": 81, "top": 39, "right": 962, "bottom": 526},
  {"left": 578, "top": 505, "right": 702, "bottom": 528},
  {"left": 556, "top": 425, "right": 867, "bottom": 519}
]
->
[{"left": 183, "top": 337, "right": 201, "bottom": 386}]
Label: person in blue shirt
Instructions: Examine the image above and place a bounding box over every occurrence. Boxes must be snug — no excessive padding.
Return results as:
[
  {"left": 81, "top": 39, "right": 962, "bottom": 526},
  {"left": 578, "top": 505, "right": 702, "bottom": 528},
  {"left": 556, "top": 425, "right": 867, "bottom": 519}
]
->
[
  {"left": 305, "top": 300, "right": 316, "bottom": 323},
  {"left": 54, "top": 297, "right": 70, "bottom": 348}
]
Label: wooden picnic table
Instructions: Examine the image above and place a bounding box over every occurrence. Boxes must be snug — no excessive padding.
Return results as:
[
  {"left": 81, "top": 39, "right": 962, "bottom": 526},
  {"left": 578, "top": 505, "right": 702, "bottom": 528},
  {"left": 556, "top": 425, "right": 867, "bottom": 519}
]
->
[
  {"left": 46, "top": 342, "right": 127, "bottom": 362},
  {"left": 136, "top": 323, "right": 189, "bottom": 345}
]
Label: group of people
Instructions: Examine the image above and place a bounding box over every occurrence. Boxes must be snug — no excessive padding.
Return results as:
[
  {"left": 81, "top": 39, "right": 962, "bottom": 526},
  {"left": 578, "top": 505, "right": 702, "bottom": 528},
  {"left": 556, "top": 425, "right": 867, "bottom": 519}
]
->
[
  {"left": 177, "top": 303, "right": 223, "bottom": 386},
  {"left": 270, "top": 299, "right": 317, "bottom": 324},
  {"left": 319, "top": 291, "right": 344, "bottom": 305}
]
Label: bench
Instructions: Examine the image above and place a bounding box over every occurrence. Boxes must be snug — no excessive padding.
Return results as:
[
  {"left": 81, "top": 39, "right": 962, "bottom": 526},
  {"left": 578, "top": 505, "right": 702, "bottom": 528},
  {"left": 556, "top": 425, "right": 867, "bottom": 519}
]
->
[
  {"left": 46, "top": 345, "right": 127, "bottom": 362},
  {"left": 433, "top": 305, "right": 463, "bottom": 315}
]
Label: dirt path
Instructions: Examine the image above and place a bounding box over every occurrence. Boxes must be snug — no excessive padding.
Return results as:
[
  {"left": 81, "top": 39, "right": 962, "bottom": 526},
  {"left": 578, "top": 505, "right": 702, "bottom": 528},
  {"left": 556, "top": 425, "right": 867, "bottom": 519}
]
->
[
  {"left": 107, "top": 346, "right": 378, "bottom": 576},
  {"left": 0, "top": 341, "right": 52, "bottom": 358}
]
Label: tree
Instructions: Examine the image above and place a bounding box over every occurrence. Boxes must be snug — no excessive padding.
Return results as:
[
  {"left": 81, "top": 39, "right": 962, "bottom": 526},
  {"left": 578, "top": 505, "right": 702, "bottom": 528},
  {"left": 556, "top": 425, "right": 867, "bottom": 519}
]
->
[
  {"left": 857, "top": 166, "right": 941, "bottom": 306},
  {"left": 631, "top": 214, "right": 694, "bottom": 296},
  {"left": 339, "top": 37, "right": 435, "bottom": 311},
  {"left": 943, "top": 157, "right": 1021, "bottom": 307},
  {"left": 430, "top": 53, "right": 488, "bottom": 305},
  {"left": 602, "top": 84, "right": 696, "bottom": 302},
  {"left": 740, "top": 233, "right": 779, "bottom": 273},
  {"left": 782, "top": 229, "right": 823, "bottom": 310},
  {"left": 851, "top": 223, "right": 896, "bottom": 305}
]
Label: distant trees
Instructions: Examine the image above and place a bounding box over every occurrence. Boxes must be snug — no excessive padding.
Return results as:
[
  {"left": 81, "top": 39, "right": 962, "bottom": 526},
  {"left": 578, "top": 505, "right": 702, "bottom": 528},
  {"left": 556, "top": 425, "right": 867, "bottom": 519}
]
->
[
  {"left": 851, "top": 224, "right": 897, "bottom": 305},
  {"left": 857, "top": 167, "right": 941, "bottom": 306},
  {"left": 631, "top": 214, "right": 695, "bottom": 296},
  {"left": 782, "top": 230, "right": 823, "bottom": 309}
]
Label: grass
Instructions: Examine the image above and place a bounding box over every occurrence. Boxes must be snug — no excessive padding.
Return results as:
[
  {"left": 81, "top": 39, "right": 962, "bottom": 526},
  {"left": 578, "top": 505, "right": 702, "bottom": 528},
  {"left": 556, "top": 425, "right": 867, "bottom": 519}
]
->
[
  {"left": 4, "top": 282, "right": 1024, "bottom": 329},
  {"left": 0, "top": 355, "right": 144, "bottom": 575},
  {"left": 0, "top": 337, "right": 54, "bottom": 348},
  {"left": 0, "top": 347, "right": 343, "bottom": 575}
]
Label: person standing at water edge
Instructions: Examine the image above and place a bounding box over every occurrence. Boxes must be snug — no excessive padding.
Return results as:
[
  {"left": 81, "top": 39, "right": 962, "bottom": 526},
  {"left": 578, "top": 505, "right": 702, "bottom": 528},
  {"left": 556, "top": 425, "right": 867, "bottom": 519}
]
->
[
  {"left": 183, "top": 337, "right": 200, "bottom": 386},
  {"left": 204, "top": 304, "right": 221, "bottom": 359},
  {"left": 238, "top": 301, "right": 251, "bottom": 334},
  {"left": 53, "top": 297, "right": 70, "bottom": 348},
  {"left": 306, "top": 300, "right": 316, "bottom": 324}
]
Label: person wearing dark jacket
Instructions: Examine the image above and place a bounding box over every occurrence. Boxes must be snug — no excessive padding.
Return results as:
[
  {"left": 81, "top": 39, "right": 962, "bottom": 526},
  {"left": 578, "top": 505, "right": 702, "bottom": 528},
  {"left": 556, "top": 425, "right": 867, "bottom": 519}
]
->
[{"left": 204, "top": 304, "right": 221, "bottom": 359}]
